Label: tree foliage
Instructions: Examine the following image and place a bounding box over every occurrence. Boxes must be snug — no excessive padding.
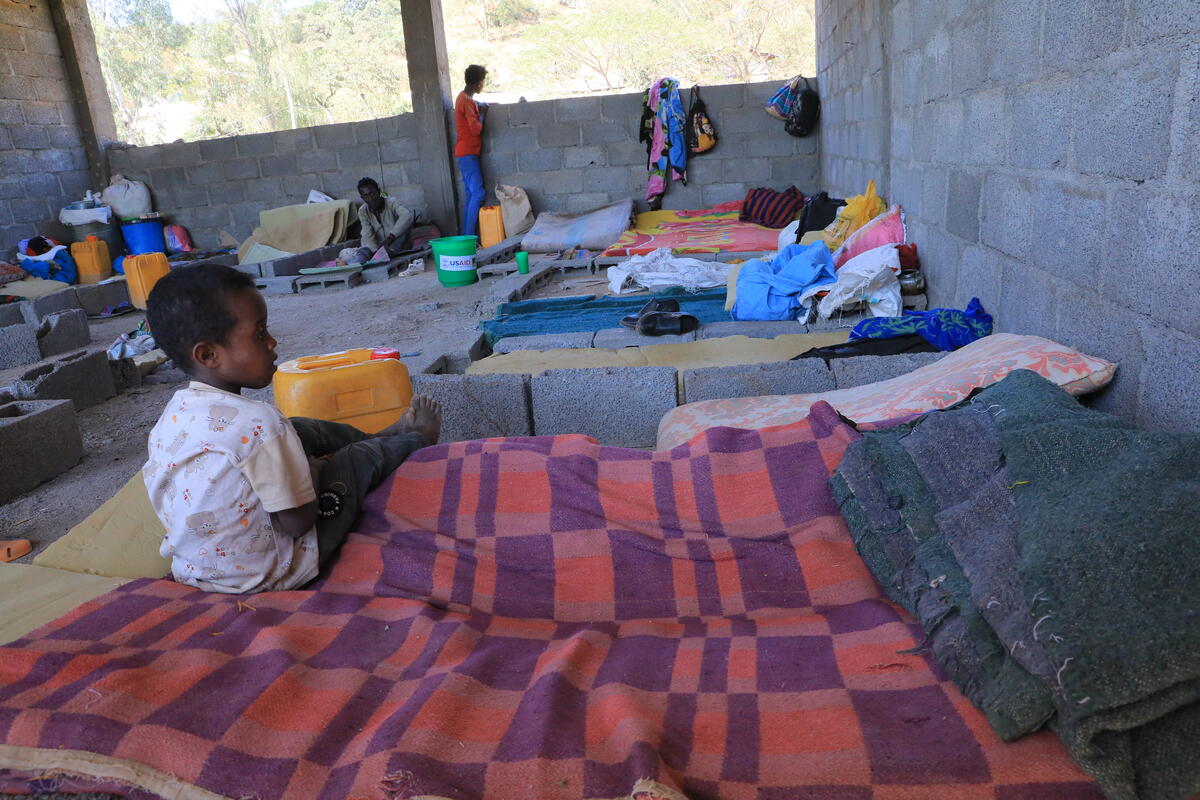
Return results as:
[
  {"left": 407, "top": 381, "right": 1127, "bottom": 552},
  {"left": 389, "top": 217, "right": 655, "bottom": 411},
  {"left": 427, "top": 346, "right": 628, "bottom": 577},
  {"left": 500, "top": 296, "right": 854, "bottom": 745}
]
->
[{"left": 89, "top": 0, "right": 814, "bottom": 145}]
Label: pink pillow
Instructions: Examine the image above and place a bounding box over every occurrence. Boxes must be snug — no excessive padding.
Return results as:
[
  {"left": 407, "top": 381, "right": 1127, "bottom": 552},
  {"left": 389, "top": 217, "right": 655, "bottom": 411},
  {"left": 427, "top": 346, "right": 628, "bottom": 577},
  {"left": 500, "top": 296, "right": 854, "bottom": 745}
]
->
[{"left": 833, "top": 205, "right": 906, "bottom": 268}]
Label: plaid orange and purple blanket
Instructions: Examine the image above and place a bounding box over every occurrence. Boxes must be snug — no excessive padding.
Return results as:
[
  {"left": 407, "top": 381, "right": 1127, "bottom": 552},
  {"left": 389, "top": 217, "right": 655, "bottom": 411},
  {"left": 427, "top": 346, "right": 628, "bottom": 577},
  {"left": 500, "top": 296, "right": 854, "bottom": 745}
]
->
[{"left": 0, "top": 403, "right": 1099, "bottom": 799}]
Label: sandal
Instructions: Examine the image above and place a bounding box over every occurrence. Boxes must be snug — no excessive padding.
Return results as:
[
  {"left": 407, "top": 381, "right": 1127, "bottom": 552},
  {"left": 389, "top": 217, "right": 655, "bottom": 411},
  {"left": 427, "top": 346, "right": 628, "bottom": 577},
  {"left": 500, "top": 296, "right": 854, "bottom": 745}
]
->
[
  {"left": 620, "top": 297, "right": 680, "bottom": 329},
  {"left": 636, "top": 312, "right": 700, "bottom": 337},
  {"left": 0, "top": 539, "right": 31, "bottom": 563}
]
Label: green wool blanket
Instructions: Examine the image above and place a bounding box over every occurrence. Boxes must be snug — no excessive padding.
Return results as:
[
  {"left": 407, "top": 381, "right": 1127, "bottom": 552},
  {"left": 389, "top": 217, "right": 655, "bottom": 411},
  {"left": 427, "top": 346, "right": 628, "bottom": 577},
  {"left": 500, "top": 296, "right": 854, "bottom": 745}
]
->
[{"left": 832, "top": 370, "right": 1200, "bottom": 800}]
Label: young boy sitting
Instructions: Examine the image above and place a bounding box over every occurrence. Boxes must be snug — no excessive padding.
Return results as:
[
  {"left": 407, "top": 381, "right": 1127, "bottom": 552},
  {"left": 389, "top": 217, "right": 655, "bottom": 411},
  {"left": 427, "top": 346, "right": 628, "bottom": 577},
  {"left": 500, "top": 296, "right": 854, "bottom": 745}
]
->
[{"left": 143, "top": 264, "right": 441, "bottom": 593}]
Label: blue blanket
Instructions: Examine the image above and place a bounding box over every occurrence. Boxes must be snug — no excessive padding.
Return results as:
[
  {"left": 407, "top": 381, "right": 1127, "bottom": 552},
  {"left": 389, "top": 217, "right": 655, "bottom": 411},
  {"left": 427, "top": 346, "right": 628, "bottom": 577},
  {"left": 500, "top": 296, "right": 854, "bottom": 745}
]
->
[
  {"left": 480, "top": 287, "right": 729, "bottom": 345},
  {"left": 849, "top": 297, "right": 992, "bottom": 351},
  {"left": 731, "top": 242, "right": 836, "bottom": 321}
]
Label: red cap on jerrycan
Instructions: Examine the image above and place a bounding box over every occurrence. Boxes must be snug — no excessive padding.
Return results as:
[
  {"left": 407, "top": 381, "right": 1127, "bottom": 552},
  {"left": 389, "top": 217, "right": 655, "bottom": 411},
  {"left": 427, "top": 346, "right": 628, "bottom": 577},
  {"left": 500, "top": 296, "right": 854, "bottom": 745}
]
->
[{"left": 370, "top": 348, "right": 401, "bottom": 360}]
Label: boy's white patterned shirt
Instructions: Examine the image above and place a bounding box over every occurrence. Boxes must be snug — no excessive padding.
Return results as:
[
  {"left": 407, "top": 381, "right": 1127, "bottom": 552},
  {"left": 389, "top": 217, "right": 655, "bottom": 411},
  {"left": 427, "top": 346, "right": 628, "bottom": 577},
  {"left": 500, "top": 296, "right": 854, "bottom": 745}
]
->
[{"left": 144, "top": 382, "right": 319, "bottom": 593}]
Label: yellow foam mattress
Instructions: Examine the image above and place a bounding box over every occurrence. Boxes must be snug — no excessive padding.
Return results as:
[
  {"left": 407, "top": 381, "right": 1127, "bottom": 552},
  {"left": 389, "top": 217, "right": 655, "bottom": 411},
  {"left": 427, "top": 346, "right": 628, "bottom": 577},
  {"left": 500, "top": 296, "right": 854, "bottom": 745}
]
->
[
  {"left": 0, "top": 563, "right": 129, "bottom": 645},
  {"left": 34, "top": 471, "right": 170, "bottom": 580},
  {"left": 467, "top": 332, "right": 851, "bottom": 381}
]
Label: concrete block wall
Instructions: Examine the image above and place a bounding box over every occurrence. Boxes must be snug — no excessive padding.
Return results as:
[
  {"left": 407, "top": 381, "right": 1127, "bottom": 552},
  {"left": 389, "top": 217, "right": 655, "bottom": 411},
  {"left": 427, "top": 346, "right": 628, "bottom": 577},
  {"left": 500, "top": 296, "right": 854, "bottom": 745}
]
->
[
  {"left": 0, "top": 2, "right": 91, "bottom": 251},
  {"left": 107, "top": 114, "right": 427, "bottom": 248},
  {"left": 815, "top": 0, "right": 1200, "bottom": 430},
  {"left": 106, "top": 79, "right": 821, "bottom": 250},
  {"left": 477, "top": 80, "right": 821, "bottom": 215}
]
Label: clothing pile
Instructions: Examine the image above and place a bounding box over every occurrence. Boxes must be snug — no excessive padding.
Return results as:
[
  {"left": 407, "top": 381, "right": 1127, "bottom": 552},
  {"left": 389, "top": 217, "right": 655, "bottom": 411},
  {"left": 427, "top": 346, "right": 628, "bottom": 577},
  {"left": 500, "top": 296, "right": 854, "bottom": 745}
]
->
[
  {"left": 606, "top": 247, "right": 732, "bottom": 295},
  {"left": 731, "top": 180, "right": 934, "bottom": 330}
]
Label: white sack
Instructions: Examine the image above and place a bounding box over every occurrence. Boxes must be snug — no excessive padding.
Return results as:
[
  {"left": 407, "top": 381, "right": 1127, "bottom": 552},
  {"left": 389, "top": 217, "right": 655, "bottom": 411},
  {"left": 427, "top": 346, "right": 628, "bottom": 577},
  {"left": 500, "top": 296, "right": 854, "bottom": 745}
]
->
[
  {"left": 101, "top": 174, "right": 152, "bottom": 218},
  {"left": 811, "top": 244, "right": 902, "bottom": 318}
]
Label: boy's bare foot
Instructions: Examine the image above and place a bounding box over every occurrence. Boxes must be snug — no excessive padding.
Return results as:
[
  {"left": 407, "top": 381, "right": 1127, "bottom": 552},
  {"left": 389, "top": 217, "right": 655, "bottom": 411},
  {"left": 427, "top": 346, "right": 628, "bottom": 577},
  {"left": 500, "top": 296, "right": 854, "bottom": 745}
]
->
[{"left": 379, "top": 395, "right": 442, "bottom": 444}]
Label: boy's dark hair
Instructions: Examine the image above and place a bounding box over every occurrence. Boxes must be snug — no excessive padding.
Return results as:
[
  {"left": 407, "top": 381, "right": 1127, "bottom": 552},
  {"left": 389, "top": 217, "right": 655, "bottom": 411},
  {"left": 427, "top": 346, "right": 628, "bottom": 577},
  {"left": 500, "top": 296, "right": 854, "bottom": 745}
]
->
[
  {"left": 465, "top": 64, "right": 487, "bottom": 86},
  {"left": 147, "top": 264, "right": 256, "bottom": 371},
  {"left": 357, "top": 176, "right": 380, "bottom": 193}
]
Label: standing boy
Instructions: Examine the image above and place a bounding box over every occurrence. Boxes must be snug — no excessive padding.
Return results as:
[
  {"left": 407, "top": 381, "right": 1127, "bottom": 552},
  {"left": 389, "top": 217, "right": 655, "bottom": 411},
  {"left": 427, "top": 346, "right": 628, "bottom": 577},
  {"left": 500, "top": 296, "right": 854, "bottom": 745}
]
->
[{"left": 455, "top": 64, "right": 488, "bottom": 238}]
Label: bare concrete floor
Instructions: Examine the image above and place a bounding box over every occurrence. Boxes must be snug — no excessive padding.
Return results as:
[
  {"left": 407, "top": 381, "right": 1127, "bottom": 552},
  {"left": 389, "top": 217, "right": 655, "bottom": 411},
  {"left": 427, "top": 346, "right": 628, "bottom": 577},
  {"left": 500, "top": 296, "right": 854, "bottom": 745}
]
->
[{"left": 0, "top": 267, "right": 505, "bottom": 560}]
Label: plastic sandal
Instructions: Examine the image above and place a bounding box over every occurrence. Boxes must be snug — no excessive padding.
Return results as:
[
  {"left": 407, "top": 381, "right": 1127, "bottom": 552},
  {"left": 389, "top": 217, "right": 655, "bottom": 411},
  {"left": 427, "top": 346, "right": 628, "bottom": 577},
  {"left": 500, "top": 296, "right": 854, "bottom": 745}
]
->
[
  {"left": 0, "top": 539, "right": 31, "bottom": 562},
  {"left": 619, "top": 297, "right": 681, "bottom": 329},
  {"left": 636, "top": 312, "right": 700, "bottom": 337}
]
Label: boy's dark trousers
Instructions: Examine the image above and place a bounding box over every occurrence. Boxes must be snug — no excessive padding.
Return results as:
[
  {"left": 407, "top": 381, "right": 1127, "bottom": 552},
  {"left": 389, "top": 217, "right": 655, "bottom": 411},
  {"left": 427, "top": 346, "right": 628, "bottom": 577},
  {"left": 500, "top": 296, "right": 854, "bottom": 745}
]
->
[{"left": 289, "top": 417, "right": 427, "bottom": 563}]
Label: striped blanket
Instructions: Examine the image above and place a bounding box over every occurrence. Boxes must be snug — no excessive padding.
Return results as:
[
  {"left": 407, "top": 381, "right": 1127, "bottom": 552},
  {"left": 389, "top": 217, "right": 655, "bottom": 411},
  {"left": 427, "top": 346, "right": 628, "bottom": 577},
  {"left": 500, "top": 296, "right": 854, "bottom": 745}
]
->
[{"left": 0, "top": 405, "right": 1098, "bottom": 799}]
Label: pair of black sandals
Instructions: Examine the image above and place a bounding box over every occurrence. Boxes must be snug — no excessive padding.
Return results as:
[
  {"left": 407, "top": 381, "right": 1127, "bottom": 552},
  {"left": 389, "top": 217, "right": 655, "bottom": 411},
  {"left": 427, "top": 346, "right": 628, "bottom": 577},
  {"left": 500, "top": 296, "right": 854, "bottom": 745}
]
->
[{"left": 619, "top": 298, "right": 701, "bottom": 336}]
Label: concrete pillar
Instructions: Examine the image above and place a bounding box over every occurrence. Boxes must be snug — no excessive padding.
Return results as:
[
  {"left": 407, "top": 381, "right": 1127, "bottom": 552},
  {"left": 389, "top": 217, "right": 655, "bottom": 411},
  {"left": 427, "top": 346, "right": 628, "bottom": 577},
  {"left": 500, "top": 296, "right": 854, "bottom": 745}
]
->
[
  {"left": 46, "top": 0, "right": 117, "bottom": 192},
  {"left": 400, "top": 0, "right": 459, "bottom": 234}
]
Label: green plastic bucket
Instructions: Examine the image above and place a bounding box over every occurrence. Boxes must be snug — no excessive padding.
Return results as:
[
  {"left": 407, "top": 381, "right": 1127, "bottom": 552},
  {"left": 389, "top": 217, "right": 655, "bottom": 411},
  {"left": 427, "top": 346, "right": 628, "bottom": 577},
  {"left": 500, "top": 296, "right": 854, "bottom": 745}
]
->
[{"left": 430, "top": 235, "right": 479, "bottom": 287}]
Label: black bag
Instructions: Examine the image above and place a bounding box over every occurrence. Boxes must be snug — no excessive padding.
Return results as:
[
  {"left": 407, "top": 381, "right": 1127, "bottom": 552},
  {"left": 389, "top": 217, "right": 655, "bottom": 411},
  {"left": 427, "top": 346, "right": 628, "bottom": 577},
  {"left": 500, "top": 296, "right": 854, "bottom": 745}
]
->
[
  {"left": 685, "top": 85, "right": 718, "bottom": 155},
  {"left": 796, "top": 191, "right": 845, "bottom": 239},
  {"left": 784, "top": 76, "right": 820, "bottom": 137}
]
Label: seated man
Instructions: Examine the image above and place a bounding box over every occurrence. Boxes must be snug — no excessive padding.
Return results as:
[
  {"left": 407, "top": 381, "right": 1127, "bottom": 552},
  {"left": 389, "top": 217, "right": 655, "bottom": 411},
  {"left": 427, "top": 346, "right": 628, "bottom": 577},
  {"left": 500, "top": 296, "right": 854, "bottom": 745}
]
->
[{"left": 356, "top": 177, "right": 416, "bottom": 256}]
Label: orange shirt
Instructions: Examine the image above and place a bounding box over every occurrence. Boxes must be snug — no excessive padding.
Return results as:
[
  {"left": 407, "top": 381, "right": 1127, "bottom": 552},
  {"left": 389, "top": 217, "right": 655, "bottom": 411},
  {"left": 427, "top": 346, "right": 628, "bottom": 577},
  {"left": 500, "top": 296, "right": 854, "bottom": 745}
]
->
[{"left": 454, "top": 91, "right": 483, "bottom": 157}]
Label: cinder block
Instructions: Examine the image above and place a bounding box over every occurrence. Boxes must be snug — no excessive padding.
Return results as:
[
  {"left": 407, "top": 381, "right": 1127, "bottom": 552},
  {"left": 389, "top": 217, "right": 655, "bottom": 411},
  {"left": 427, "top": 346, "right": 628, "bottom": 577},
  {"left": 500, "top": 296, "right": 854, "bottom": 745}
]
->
[
  {"left": 254, "top": 276, "right": 298, "bottom": 295},
  {"left": 516, "top": 148, "right": 562, "bottom": 172},
  {"left": 593, "top": 327, "right": 697, "bottom": 348},
  {"left": 19, "top": 288, "right": 82, "bottom": 324},
  {"left": 13, "top": 349, "right": 116, "bottom": 411},
  {"left": 830, "top": 352, "right": 947, "bottom": 390},
  {"left": 697, "top": 320, "right": 808, "bottom": 340},
  {"left": 1028, "top": 182, "right": 1106, "bottom": 289},
  {"left": 979, "top": 174, "right": 1032, "bottom": 260},
  {"left": 411, "top": 373, "right": 531, "bottom": 442},
  {"left": 1136, "top": 323, "right": 1200, "bottom": 431},
  {"left": 110, "top": 356, "right": 141, "bottom": 395},
  {"left": 682, "top": 359, "right": 836, "bottom": 404},
  {"left": 946, "top": 171, "right": 981, "bottom": 242},
  {"left": 0, "top": 304, "right": 23, "bottom": 327},
  {"left": 1072, "top": 49, "right": 1174, "bottom": 181},
  {"left": 484, "top": 264, "right": 556, "bottom": 305},
  {"left": 0, "top": 399, "right": 83, "bottom": 503},
  {"left": 36, "top": 308, "right": 91, "bottom": 358},
  {"left": 475, "top": 234, "right": 525, "bottom": 266},
  {"left": 268, "top": 255, "right": 322, "bottom": 282},
  {"left": 230, "top": 262, "right": 263, "bottom": 278},
  {"left": 296, "top": 270, "right": 363, "bottom": 292},
  {"left": 477, "top": 260, "right": 519, "bottom": 278},
  {"left": 531, "top": 366, "right": 677, "bottom": 447},
  {"left": 0, "top": 323, "right": 40, "bottom": 369},
  {"left": 73, "top": 280, "right": 131, "bottom": 316},
  {"left": 555, "top": 96, "right": 601, "bottom": 122},
  {"left": 492, "top": 332, "right": 595, "bottom": 354}
]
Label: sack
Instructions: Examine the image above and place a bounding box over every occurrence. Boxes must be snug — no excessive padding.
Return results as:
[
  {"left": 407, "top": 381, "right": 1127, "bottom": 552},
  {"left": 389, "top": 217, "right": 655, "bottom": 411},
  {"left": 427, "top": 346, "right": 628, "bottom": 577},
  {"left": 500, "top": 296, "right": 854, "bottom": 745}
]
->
[
  {"left": 784, "top": 77, "right": 820, "bottom": 137},
  {"left": 495, "top": 184, "right": 535, "bottom": 237},
  {"left": 832, "top": 205, "right": 906, "bottom": 268},
  {"left": 164, "top": 224, "right": 193, "bottom": 253},
  {"left": 764, "top": 78, "right": 799, "bottom": 120},
  {"left": 824, "top": 179, "right": 886, "bottom": 251},
  {"left": 739, "top": 186, "right": 805, "bottom": 228},
  {"left": 101, "top": 174, "right": 152, "bottom": 219},
  {"left": 685, "top": 85, "right": 718, "bottom": 155},
  {"left": 797, "top": 192, "right": 845, "bottom": 238},
  {"left": 816, "top": 245, "right": 902, "bottom": 319}
]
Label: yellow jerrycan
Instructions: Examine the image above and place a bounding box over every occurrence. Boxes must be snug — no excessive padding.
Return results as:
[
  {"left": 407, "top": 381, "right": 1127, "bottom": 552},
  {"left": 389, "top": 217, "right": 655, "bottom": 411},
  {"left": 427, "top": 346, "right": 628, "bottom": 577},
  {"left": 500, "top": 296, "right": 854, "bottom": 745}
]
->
[{"left": 273, "top": 348, "right": 413, "bottom": 433}]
